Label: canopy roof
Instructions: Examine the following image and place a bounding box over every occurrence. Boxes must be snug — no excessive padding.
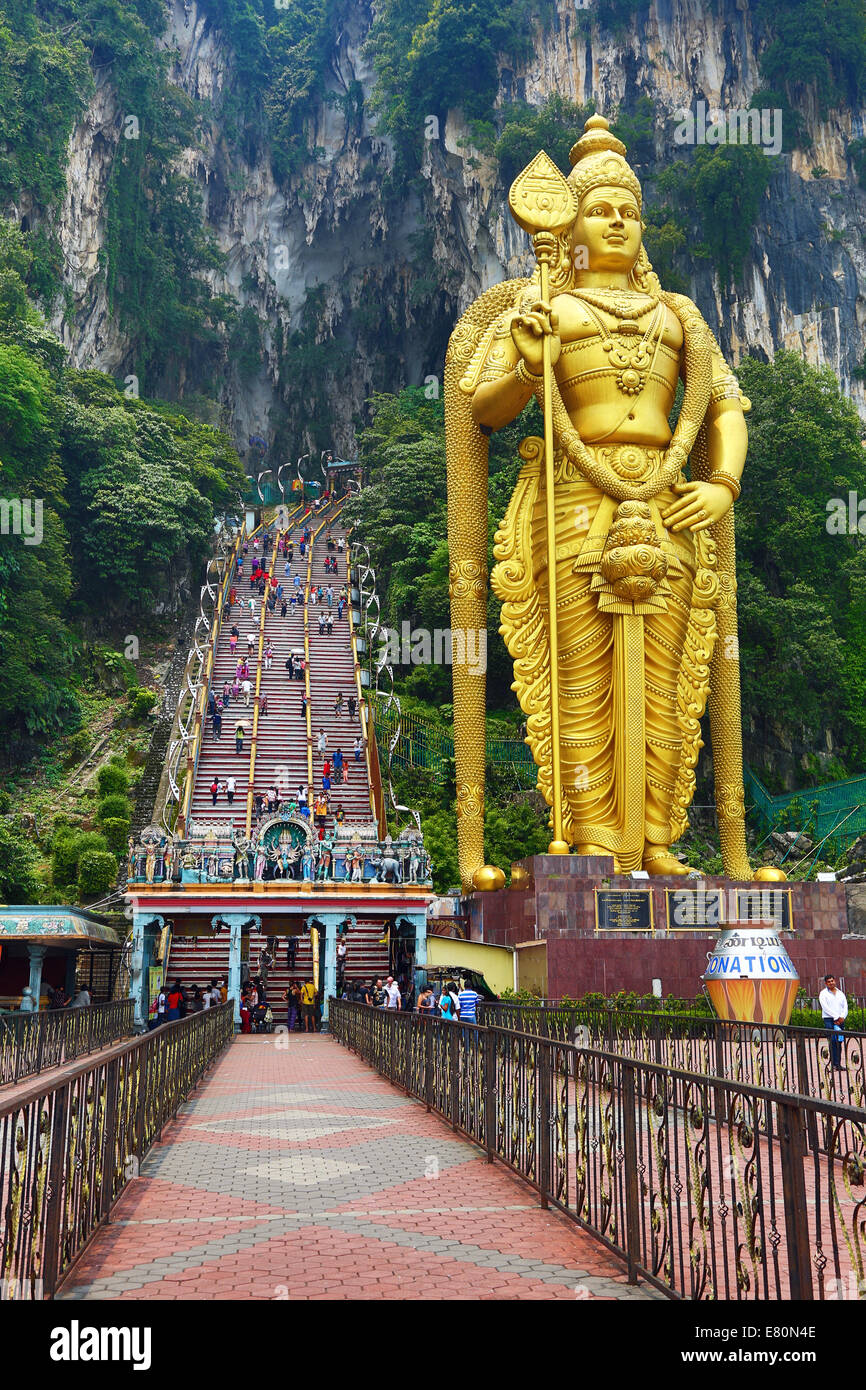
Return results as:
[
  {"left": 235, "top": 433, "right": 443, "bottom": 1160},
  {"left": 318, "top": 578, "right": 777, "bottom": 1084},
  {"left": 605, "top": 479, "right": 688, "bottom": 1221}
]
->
[{"left": 0, "top": 907, "right": 122, "bottom": 948}]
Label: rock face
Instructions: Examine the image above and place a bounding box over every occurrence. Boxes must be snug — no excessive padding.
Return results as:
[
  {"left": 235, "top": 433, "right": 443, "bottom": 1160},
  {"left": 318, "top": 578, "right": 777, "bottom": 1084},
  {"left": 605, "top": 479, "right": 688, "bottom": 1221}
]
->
[{"left": 46, "top": 0, "right": 866, "bottom": 454}]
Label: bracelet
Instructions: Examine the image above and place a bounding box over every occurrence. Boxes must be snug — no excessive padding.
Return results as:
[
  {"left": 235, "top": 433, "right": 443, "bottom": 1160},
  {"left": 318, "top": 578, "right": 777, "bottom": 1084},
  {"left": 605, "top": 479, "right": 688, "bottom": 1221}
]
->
[
  {"left": 515, "top": 358, "right": 543, "bottom": 388},
  {"left": 710, "top": 470, "right": 741, "bottom": 500}
]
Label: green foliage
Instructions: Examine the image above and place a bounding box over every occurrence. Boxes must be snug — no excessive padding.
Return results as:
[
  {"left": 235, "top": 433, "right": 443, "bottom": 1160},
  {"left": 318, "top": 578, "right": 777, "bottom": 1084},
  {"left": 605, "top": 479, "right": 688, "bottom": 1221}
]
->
[
  {"left": 849, "top": 137, "right": 866, "bottom": 189},
  {"left": 0, "top": 209, "right": 244, "bottom": 747},
  {"left": 90, "top": 646, "right": 136, "bottom": 694},
  {"left": 52, "top": 829, "right": 108, "bottom": 887},
  {"left": 367, "top": 0, "right": 557, "bottom": 176},
  {"left": 101, "top": 90, "right": 228, "bottom": 387},
  {"left": 96, "top": 793, "right": 131, "bottom": 823},
  {"left": 0, "top": 817, "right": 42, "bottom": 901},
  {"left": 100, "top": 816, "right": 131, "bottom": 856},
  {"left": 595, "top": 0, "right": 650, "bottom": 29},
  {"left": 229, "top": 306, "right": 265, "bottom": 386},
  {"left": 610, "top": 95, "right": 656, "bottom": 169},
  {"left": 483, "top": 802, "right": 549, "bottom": 876},
  {"left": 126, "top": 687, "right": 157, "bottom": 720},
  {"left": 493, "top": 95, "right": 593, "bottom": 187},
  {"left": 0, "top": 6, "right": 91, "bottom": 300},
  {"left": 754, "top": 0, "right": 866, "bottom": 113},
  {"left": 273, "top": 287, "right": 352, "bottom": 457},
  {"left": 0, "top": 3, "right": 234, "bottom": 368},
  {"left": 735, "top": 351, "right": 866, "bottom": 766},
  {"left": 265, "top": 1, "right": 340, "bottom": 181},
  {"left": 77, "top": 848, "right": 117, "bottom": 897},
  {"left": 0, "top": 329, "right": 78, "bottom": 737},
  {"left": 198, "top": 0, "right": 340, "bottom": 181},
  {"left": 655, "top": 145, "right": 773, "bottom": 287},
  {"left": 96, "top": 763, "right": 130, "bottom": 798}
]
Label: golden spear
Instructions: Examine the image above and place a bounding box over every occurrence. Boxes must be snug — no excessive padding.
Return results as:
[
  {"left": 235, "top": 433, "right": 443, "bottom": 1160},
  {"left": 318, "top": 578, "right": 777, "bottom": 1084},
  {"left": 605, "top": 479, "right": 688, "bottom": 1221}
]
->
[{"left": 508, "top": 152, "right": 578, "bottom": 855}]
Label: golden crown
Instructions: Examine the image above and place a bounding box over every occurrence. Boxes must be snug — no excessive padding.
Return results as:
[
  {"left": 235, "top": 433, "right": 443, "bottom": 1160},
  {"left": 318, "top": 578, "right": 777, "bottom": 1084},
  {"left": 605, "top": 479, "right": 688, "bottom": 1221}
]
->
[{"left": 568, "top": 114, "right": 642, "bottom": 211}]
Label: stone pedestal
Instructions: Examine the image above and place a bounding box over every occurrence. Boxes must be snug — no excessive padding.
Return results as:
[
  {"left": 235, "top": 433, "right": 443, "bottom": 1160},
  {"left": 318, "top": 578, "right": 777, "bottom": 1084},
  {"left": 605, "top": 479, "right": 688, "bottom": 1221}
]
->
[{"left": 469, "top": 854, "right": 866, "bottom": 998}]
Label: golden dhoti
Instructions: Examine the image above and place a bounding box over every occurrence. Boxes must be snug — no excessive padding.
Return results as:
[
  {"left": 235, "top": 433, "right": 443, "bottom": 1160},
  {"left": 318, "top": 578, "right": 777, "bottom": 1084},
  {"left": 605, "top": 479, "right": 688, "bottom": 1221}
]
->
[{"left": 493, "top": 440, "right": 715, "bottom": 872}]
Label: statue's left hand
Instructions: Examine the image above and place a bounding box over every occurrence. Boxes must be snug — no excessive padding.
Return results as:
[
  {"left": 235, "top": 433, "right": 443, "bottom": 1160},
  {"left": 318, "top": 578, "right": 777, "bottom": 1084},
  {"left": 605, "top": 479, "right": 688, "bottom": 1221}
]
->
[{"left": 661, "top": 480, "right": 733, "bottom": 533}]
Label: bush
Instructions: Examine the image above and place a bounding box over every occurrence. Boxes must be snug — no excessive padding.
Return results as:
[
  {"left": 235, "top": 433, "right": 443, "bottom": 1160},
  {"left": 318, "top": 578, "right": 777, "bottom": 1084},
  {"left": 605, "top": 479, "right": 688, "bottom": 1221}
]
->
[
  {"left": 101, "top": 817, "right": 131, "bottom": 855},
  {"left": 65, "top": 729, "right": 91, "bottom": 765},
  {"left": 127, "top": 687, "right": 158, "bottom": 720},
  {"left": 92, "top": 645, "right": 136, "bottom": 693},
  {"left": 96, "top": 794, "right": 131, "bottom": 823},
  {"left": 0, "top": 819, "right": 42, "bottom": 901},
  {"left": 97, "top": 763, "right": 130, "bottom": 797},
  {"left": 77, "top": 850, "right": 118, "bottom": 897},
  {"left": 52, "top": 829, "right": 108, "bottom": 886}
]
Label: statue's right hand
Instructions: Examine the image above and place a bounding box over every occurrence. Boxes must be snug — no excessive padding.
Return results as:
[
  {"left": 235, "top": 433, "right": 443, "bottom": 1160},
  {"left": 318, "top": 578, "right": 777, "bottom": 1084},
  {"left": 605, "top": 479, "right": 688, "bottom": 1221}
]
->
[{"left": 510, "top": 301, "right": 561, "bottom": 376}]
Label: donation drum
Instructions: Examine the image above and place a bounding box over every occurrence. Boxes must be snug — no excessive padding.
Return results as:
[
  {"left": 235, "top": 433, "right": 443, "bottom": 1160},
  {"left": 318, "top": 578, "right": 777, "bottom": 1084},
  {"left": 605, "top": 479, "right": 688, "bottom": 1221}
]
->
[{"left": 703, "top": 922, "right": 799, "bottom": 1025}]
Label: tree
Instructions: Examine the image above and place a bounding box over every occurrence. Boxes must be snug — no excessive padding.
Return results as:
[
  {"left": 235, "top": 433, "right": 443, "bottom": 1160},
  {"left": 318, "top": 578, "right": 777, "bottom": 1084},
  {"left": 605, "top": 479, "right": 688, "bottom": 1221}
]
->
[
  {"left": 0, "top": 818, "right": 42, "bottom": 901},
  {"left": 736, "top": 350, "right": 866, "bottom": 765}
]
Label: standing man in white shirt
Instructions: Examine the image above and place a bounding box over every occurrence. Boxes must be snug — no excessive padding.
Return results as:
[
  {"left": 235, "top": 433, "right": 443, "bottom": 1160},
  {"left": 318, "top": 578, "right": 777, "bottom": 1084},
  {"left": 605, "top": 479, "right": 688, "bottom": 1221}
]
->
[
  {"left": 818, "top": 974, "right": 848, "bottom": 1071},
  {"left": 384, "top": 976, "right": 401, "bottom": 1010}
]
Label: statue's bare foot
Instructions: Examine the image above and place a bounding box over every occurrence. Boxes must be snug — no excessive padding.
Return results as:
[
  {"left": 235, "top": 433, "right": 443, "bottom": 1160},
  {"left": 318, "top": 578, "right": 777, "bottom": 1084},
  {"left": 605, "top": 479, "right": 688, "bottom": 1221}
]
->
[{"left": 643, "top": 846, "right": 690, "bottom": 876}]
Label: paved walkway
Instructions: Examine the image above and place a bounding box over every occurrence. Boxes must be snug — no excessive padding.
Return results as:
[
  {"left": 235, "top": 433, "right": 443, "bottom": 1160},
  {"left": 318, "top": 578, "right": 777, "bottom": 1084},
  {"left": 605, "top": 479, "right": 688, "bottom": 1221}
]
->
[{"left": 59, "top": 1036, "right": 659, "bottom": 1301}]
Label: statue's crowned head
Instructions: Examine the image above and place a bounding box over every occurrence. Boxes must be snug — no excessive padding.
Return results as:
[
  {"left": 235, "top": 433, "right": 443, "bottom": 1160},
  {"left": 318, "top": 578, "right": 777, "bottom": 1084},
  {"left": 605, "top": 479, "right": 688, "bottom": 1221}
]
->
[{"left": 565, "top": 113, "right": 657, "bottom": 291}]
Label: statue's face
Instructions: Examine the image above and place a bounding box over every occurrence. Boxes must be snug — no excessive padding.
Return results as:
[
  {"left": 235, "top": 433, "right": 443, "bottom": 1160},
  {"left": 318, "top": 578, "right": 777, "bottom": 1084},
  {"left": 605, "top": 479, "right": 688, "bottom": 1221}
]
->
[{"left": 573, "top": 185, "right": 641, "bottom": 274}]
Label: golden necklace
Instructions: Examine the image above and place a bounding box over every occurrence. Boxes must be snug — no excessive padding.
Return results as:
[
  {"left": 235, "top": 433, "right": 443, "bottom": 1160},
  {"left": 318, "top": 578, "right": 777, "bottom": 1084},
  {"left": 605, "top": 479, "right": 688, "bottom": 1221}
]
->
[
  {"left": 577, "top": 296, "right": 665, "bottom": 397},
  {"left": 574, "top": 287, "right": 660, "bottom": 319}
]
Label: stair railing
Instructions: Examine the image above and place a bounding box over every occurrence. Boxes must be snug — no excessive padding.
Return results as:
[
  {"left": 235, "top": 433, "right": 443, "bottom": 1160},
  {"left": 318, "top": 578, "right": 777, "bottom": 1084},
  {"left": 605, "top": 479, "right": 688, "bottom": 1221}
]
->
[
  {"left": 305, "top": 501, "right": 345, "bottom": 798},
  {"left": 245, "top": 527, "right": 285, "bottom": 835},
  {"left": 176, "top": 527, "right": 242, "bottom": 835},
  {"left": 345, "top": 539, "right": 377, "bottom": 826}
]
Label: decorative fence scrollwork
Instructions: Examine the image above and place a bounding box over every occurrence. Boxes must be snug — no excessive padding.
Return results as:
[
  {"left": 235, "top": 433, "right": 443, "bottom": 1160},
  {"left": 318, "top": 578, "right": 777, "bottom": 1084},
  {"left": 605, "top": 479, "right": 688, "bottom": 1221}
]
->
[
  {"left": 330, "top": 999, "right": 866, "bottom": 1301},
  {"left": 0, "top": 1001, "right": 135, "bottom": 1089},
  {"left": 0, "top": 1003, "right": 233, "bottom": 1299}
]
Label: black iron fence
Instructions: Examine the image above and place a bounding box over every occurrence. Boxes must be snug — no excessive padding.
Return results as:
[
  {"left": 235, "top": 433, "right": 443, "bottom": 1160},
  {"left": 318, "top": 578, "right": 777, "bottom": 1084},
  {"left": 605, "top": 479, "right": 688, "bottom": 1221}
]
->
[
  {"left": 0, "top": 1000, "right": 135, "bottom": 1088},
  {"left": 330, "top": 999, "right": 866, "bottom": 1301},
  {"left": 477, "top": 1003, "right": 865, "bottom": 1121},
  {"left": 0, "top": 1002, "right": 233, "bottom": 1299}
]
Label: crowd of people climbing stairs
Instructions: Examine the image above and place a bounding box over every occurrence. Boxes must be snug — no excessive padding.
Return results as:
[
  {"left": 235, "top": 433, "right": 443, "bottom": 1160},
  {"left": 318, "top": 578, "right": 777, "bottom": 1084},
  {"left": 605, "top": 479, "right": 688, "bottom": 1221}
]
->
[{"left": 195, "top": 501, "right": 369, "bottom": 838}]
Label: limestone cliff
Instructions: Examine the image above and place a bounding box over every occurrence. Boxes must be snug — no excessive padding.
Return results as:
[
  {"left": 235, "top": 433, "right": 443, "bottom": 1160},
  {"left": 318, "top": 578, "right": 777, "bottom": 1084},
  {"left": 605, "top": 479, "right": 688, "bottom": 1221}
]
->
[{"left": 47, "top": 0, "right": 866, "bottom": 455}]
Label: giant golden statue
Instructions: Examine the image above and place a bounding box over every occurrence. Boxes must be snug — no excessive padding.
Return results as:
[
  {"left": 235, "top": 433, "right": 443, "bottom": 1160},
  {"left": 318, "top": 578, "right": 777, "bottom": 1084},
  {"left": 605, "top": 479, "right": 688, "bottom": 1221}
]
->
[{"left": 445, "top": 114, "right": 768, "bottom": 889}]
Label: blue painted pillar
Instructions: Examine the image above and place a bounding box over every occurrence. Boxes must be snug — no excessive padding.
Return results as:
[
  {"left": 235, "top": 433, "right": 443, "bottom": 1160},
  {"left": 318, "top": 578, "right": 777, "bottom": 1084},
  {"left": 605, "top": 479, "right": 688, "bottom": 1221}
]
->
[
  {"left": 307, "top": 914, "right": 344, "bottom": 1030},
  {"left": 407, "top": 912, "right": 428, "bottom": 996},
  {"left": 130, "top": 913, "right": 164, "bottom": 1030},
  {"left": 26, "top": 945, "right": 47, "bottom": 1010},
  {"left": 215, "top": 914, "right": 261, "bottom": 1028}
]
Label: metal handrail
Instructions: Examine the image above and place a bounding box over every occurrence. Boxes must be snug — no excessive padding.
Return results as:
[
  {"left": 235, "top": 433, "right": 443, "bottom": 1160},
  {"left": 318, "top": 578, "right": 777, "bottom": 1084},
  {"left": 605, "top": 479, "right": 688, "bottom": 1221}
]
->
[
  {"left": 0, "top": 999, "right": 135, "bottom": 1087},
  {"left": 330, "top": 1000, "right": 866, "bottom": 1302},
  {"left": 0, "top": 1003, "right": 233, "bottom": 1299}
]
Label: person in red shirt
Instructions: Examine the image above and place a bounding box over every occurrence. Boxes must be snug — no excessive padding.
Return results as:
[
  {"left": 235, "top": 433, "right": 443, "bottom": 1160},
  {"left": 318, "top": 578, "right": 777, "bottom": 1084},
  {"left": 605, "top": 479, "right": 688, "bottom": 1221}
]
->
[{"left": 166, "top": 981, "right": 184, "bottom": 1022}]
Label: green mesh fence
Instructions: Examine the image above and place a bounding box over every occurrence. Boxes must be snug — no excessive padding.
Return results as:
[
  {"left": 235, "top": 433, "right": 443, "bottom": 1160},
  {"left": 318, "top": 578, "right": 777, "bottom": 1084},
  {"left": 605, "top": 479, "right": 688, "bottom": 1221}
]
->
[
  {"left": 745, "top": 766, "right": 866, "bottom": 851},
  {"left": 370, "top": 697, "right": 538, "bottom": 787},
  {"left": 242, "top": 480, "right": 289, "bottom": 507}
]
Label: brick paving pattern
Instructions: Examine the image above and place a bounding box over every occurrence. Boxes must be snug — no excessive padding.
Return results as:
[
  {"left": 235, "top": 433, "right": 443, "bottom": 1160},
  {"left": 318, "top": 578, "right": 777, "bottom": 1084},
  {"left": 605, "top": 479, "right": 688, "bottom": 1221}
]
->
[{"left": 59, "top": 1036, "right": 660, "bottom": 1301}]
